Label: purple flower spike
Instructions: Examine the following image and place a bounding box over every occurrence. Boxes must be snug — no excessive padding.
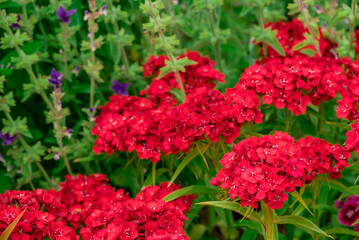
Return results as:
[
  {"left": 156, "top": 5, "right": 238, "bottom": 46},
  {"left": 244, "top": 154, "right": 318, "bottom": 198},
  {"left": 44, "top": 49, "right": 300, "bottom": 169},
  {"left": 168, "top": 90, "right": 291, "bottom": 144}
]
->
[
  {"left": 56, "top": 6, "right": 77, "bottom": 24},
  {"left": 111, "top": 81, "right": 130, "bottom": 96},
  {"left": 11, "top": 14, "right": 21, "bottom": 29},
  {"left": 0, "top": 132, "right": 18, "bottom": 146},
  {"left": 48, "top": 68, "right": 63, "bottom": 88}
]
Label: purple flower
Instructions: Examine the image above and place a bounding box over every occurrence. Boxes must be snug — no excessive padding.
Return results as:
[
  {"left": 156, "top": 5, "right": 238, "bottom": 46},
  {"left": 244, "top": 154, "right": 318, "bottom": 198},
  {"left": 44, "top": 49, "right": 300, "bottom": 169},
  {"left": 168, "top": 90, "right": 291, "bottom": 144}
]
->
[
  {"left": 111, "top": 81, "right": 130, "bottom": 96},
  {"left": 334, "top": 200, "right": 344, "bottom": 209},
  {"left": 89, "top": 107, "right": 95, "bottom": 113},
  {"left": 48, "top": 68, "right": 63, "bottom": 88},
  {"left": 66, "top": 129, "right": 73, "bottom": 139},
  {"left": 338, "top": 196, "right": 359, "bottom": 227},
  {"left": 0, "top": 132, "right": 17, "bottom": 146},
  {"left": 11, "top": 14, "right": 21, "bottom": 29},
  {"left": 56, "top": 6, "right": 77, "bottom": 24},
  {"left": 315, "top": 5, "right": 322, "bottom": 14},
  {"left": 100, "top": 6, "right": 107, "bottom": 16}
]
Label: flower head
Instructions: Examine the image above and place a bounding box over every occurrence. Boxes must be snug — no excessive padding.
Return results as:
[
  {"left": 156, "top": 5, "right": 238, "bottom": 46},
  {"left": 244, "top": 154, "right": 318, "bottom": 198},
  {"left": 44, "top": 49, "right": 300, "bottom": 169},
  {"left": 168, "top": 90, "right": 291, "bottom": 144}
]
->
[
  {"left": 48, "top": 68, "right": 63, "bottom": 88},
  {"left": 111, "top": 81, "right": 130, "bottom": 96},
  {"left": 0, "top": 132, "right": 17, "bottom": 146},
  {"left": 56, "top": 6, "right": 77, "bottom": 24}
]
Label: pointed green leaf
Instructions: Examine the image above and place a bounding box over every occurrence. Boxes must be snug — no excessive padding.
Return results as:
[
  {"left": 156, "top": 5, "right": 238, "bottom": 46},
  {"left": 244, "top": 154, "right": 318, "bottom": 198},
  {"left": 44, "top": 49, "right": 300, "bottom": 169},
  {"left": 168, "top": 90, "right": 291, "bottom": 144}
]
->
[
  {"left": 0, "top": 207, "right": 27, "bottom": 240},
  {"left": 167, "top": 146, "right": 204, "bottom": 187},
  {"left": 163, "top": 186, "right": 218, "bottom": 202},
  {"left": 290, "top": 191, "right": 313, "bottom": 215},
  {"left": 325, "top": 227, "right": 359, "bottom": 237},
  {"left": 339, "top": 185, "right": 359, "bottom": 199},
  {"left": 274, "top": 215, "right": 332, "bottom": 238},
  {"left": 197, "top": 201, "right": 263, "bottom": 224}
]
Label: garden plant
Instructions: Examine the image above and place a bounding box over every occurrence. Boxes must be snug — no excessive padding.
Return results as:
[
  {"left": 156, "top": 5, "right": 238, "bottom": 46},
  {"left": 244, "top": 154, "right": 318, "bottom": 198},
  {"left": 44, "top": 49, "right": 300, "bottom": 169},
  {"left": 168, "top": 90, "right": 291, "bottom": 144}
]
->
[{"left": 2, "top": 0, "right": 359, "bottom": 239}]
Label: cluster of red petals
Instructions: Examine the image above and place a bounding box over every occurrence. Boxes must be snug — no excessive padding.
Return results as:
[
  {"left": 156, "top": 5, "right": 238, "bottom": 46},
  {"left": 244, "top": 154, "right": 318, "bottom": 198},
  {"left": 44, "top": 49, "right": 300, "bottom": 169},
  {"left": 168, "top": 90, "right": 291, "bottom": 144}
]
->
[
  {"left": 0, "top": 174, "right": 194, "bottom": 240},
  {"left": 262, "top": 19, "right": 337, "bottom": 59},
  {"left": 211, "top": 132, "right": 350, "bottom": 210},
  {"left": 355, "top": 29, "right": 359, "bottom": 56},
  {"left": 238, "top": 55, "right": 346, "bottom": 115},
  {"left": 345, "top": 121, "right": 359, "bottom": 153},
  {"left": 93, "top": 88, "right": 262, "bottom": 162},
  {"left": 335, "top": 57, "right": 359, "bottom": 121},
  {"left": 141, "top": 51, "right": 225, "bottom": 108}
]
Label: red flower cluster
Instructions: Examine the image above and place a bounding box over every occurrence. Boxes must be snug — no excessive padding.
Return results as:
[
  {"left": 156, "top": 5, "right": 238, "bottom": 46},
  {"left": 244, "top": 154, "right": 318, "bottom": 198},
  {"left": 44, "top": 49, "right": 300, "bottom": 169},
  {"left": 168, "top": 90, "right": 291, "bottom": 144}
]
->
[
  {"left": 211, "top": 132, "right": 350, "bottom": 209},
  {"left": 355, "top": 29, "right": 359, "bottom": 56},
  {"left": 238, "top": 55, "right": 346, "bottom": 115},
  {"left": 345, "top": 121, "right": 359, "bottom": 153},
  {"left": 93, "top": 87, "right": 262, "bottom": 161},
  {"left": 336, "top": 57, "right": 359, "bottom": 120},
  {"left": 93, "top": 50, "right": 262, "bottom": 162},
  {"left": 262, "top": 19, "right": 336, "bottom": 59},
  {"left": 0, "top": 174, "right": 194, "bottom": 240},
  {"left": 141, "top": 51, "right": 225, "bottom": 107}
]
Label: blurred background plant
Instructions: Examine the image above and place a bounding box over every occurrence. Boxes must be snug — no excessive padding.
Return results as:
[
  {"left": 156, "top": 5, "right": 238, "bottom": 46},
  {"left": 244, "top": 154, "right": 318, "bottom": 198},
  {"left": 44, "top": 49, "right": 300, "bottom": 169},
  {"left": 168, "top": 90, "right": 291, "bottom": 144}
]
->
[{"left": 1, "top": 0, "right": 359, "bottom": 239}]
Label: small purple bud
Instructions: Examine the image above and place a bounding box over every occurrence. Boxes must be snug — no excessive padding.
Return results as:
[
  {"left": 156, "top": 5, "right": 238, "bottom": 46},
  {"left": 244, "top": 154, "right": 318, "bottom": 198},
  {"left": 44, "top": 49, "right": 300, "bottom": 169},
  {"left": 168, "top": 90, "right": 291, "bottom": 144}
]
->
[
  {"left": 111, "top": 81, "right": 130, "bottom": 96},
  {"left": 56, "top": 6, "right": 77, "bottom": 24},
  {"left": 0, "top": 132, "right": 18, "bottom": 146},
  {"left": 89, "top": 107, "right": 95, "bottom": 113},
  {"left": 11, "top": 14, "right": 21, "bottom": 29},
  {"left": 334, "top": 200, "right": 344, "bottom": 209},
  {"left": 48, "top": 68, "right": 62, "bottom": 88},
  {"left": 66, "top": 129, "right": 73, "bottom": 139},
  {"left": 54, "top": 151, "right": 60, "bottom": 160},
  {"left": 100, "top": 5, "right": 107, "bottom": 16},
  {"left": 315, "top": 5, "right": 322, "bottom": 14},
  {"left": 0, "top": 153, "right": 6, "bottom": 164},
  {"left": 84, "top": 10, "right": 90, "bottom": 21}
]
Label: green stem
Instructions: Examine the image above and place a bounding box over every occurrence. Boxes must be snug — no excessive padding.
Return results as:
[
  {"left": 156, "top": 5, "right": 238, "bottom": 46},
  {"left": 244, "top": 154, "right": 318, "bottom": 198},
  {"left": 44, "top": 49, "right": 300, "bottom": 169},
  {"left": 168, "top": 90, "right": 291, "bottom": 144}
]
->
[
  {"left": 52, "top": 89, "right": 74, "bottom": 176},
  {"left": 207, "top": 5, "right": 223, "bottom": 72},
  {"left": 109, "top": 1, "right": 131, "bottom": 78},
  {"left": 4, "top": 21, "right": 54, "bottom": 112},
  {"left": 152, "top": 162, "right": 157, "bottom": 186},
  {"left": 61, "top": 24, "right": 71, "bottom": 83},
  {"left": 262, "top": 202, "right": 275, "bottom": 240},
  {"left": 285, "top": 108, "right": 291, "bottom": 133},
  {"left": 21, "top": 2, "right": 32, "bottom": 38},
  {"left": 31, "top": 2, "right": 47, "bottom": 51},
  {"left": 258, "top": 5, "right": 268, "bottom": 58},
  {"left": 349, "top": 1, "right": 357, "bottom": 55},
  {"left": 3, "top": 110, "right": 54, "bottom": 187},
  {"left": 295, "top": 0, "right": 321, "bottom": 56},
  {"left": 146, "top": 0, "right": 186, "bottom": 101},
  {"left": 317, "top": 103, "right": 325, "bottom": 138}
]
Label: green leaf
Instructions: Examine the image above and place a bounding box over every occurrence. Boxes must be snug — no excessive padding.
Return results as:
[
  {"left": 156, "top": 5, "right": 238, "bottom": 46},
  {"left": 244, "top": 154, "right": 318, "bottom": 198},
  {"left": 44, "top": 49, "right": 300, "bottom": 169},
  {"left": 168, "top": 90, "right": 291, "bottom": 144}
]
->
[
  {"left": 232, "top": 219, "right": 264, "bottom": 235},
  {"left": 197, "top": 201, "right": 263, "bottom": 224},
  {"left": 163, "top": 185, "right": 218, "bottom": 202},
  {"left": 0, "top": 207, "right": 27, "bottom": 240},
  {"left": 289, "top": 191, "right": 313, "bottom": 215},
  {"left": 316, "top": 177, "right": 356, "bottom": 197},
  {"left": 352, "top": 219, "right": 359, "bottom": 226},
  {"left": 251, "top": 27, "right": 285, "bottom": 57},
  {"left": 142, "top": 168, "right": 168, "bottom": 187},
  {"left": 274, "top": 215, "right": 332, "bottom": 238},
  {"left": 167, "top": 146, "right": 204, "bottom": 187},
  {"left": 325, "top": 227, "right": 359, "bottom": 237},
  {"left": 0, "top": 171, "right": 12, "bottom": 193},
  {"left": 339, "top": 185, "right": 359, "bottom": 199}
]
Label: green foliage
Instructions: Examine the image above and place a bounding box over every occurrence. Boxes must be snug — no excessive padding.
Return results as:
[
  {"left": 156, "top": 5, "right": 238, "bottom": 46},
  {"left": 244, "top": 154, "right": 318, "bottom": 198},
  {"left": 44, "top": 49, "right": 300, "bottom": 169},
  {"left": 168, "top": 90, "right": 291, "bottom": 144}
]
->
[{"left": 0, "top": 0, "right": 359, "bottom": 239}]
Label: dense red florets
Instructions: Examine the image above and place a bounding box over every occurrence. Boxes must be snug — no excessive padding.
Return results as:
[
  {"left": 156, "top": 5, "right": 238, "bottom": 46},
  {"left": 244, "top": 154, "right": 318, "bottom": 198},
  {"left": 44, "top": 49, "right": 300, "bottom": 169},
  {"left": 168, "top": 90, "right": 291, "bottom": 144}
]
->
[
  {"left": 93, "top": 88, "right": 262, "bottom": 161},
  {"left": 262, "top": 19, "right": 337, "bottom": 59},
  {"left": 211, "top": 132, "right": 350, "bottom": 210},
  {"left": 0, "top": 174, "right": 194, "bottom": 240},
  {"left": 238, "top": 55, "right": 347, "bottom": 115},
  {"left": 141, "top": 50, "right": 225, "bottom": 108}
]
